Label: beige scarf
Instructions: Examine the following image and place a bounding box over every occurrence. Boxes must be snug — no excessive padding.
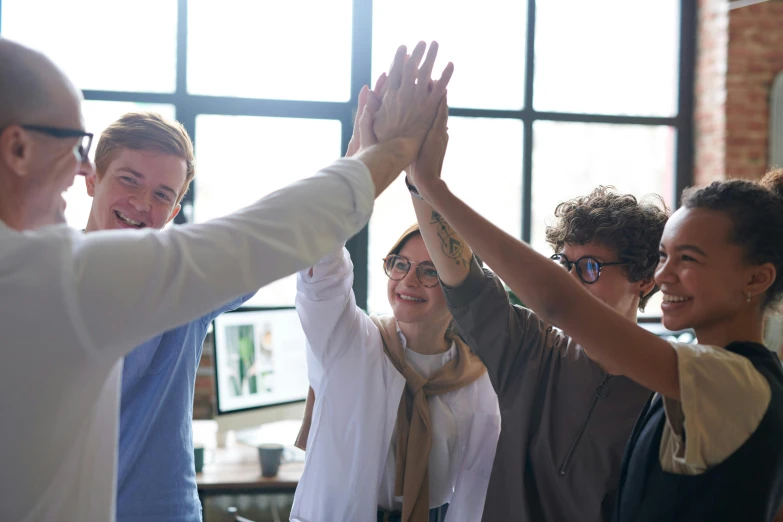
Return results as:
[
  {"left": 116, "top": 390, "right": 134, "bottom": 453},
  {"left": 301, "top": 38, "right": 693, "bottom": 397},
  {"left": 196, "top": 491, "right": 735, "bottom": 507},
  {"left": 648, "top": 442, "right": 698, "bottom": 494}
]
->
[{"left": 295, "top": 314, "right": 486, "bottom": 522}]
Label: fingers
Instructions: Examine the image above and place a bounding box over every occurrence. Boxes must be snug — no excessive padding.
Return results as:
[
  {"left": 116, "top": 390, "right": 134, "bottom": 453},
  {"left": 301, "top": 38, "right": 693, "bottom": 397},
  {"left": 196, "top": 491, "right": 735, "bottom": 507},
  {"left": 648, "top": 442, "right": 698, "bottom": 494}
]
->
[
  {"left": 400, "top": 41, "right": 426, "bottom": 95},
  {"left": 373, "top": 73, "right": 387, "bottom": 98},
  {"left": 358, "top": 105, "right": 378, "bottom": 148},
  {"left": 432, "top": 62, "right": 454, "bottom": 97},
  {"left": 417, "top": 41, "right": 439, "bottom": 87},
  {"left": 354, "top": 85, "right": 368, "bottom": 128},
  {"left": 366, "top": 90, "right": 382, "bottom": 113},
  {"left": 434, "top": 94, "right": 449, "bottom": 133},
  {"left": 387, "top": 45, "right": 407, "bottom": 91}
]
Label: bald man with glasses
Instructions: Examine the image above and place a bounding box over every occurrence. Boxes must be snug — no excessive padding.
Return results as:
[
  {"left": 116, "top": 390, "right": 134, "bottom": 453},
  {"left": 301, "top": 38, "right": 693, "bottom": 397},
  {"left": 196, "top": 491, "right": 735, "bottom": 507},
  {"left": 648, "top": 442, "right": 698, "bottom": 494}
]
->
[{"left": 0, "top": 36, "right": 453, "bottom": 522}]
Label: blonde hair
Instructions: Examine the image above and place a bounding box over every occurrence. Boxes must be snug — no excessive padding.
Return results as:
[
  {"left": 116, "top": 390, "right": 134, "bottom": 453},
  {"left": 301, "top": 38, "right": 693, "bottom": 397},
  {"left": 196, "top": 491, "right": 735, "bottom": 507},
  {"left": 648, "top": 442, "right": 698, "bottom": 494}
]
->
[
  {"left": 387, "top": 223, "right": 422, "bottom": 258},
  {"left": 94, "top": 112, "right": 195, "bottom": 204}
]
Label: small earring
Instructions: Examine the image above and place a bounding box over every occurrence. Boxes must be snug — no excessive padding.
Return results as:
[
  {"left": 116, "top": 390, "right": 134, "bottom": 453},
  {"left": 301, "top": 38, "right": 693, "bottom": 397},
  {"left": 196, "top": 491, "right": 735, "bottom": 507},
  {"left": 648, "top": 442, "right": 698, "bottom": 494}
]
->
[{"left": 747, "top": 292, "right": 752, "bottom": 303}]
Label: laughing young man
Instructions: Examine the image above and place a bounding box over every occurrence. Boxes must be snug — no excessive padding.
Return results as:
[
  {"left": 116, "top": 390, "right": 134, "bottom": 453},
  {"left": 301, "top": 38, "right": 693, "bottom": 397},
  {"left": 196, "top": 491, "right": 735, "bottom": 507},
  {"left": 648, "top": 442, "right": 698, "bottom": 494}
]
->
[{"left": 84, "top": 112, "right": 254, "bottom": 522}]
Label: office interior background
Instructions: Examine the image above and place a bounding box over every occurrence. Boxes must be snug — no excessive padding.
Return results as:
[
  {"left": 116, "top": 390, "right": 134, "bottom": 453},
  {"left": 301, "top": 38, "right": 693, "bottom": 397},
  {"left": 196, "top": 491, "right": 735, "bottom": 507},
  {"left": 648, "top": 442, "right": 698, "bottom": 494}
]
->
[{"left": 2, "top": 0, "right": 783, "bottom": 517}]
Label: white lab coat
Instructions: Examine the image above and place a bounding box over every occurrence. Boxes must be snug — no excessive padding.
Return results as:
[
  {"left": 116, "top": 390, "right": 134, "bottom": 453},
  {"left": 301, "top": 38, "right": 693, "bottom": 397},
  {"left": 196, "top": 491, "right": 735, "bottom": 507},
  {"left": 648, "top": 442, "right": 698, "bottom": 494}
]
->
[{"left": 290, "top": 247, "right": 500, "bottom": 522}]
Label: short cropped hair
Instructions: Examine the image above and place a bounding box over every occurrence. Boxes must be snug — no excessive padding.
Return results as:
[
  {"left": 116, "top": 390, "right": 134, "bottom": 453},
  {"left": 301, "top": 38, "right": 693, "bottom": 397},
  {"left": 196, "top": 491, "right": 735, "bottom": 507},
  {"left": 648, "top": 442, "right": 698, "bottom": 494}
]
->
[{"left": 94, "top": 112, "right": 195, "bottom": 204}]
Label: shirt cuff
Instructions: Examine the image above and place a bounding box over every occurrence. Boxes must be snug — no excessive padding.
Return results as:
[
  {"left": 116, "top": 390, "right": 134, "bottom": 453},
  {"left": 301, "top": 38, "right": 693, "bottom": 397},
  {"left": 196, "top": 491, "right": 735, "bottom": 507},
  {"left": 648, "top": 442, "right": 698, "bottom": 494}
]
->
[
  {"left": 442, "top": 255, "right": 490, "bottom": 309},
  {"left": 330, "top": 157, "right": 374, "bottom": 232},
  {"left": 299, "top": 246, "right": 349, "bottom": 282}
]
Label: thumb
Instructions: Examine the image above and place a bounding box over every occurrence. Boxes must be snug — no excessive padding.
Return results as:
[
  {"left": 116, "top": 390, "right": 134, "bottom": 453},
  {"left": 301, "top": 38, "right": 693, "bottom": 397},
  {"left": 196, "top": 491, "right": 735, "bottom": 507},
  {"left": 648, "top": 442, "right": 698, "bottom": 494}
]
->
[
  {"left": 358, "top": 106, "right": 378, "bottom": 148},
  {"left": 434, "top": 94, "right": 448, "bottom": 133}
]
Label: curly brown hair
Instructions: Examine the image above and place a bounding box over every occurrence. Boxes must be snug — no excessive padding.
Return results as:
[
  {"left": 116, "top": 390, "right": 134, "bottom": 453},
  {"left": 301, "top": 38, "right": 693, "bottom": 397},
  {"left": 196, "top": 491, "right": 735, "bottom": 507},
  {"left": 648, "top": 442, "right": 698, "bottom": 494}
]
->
[
  {"left": 545, "top": 186, "right": 670, "bottom": 311},
  {"left": 682, "top": 168, "right": 783, "bottom": 309}
]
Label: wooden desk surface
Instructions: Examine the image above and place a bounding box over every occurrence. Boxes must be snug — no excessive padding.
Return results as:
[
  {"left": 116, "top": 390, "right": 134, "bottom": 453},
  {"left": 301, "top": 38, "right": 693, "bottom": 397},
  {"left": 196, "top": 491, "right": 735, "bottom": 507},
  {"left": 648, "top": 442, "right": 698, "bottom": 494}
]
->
[{"left": 196, "top": 444, "right": 303, "bottom": 492}]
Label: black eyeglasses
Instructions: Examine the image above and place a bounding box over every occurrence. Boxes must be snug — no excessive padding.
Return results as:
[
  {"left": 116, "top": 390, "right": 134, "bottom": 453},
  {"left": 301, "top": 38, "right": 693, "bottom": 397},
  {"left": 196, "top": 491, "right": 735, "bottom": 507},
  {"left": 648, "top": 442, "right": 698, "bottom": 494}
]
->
[
  {"left": 550, "top": 253, "right": 629, "bottom": 284},
  {"left": 21, "top": 124, "right": 93, "bottom": 163},
  {"left": 382, "top": 254, "right": 440, "bottom": 288}
]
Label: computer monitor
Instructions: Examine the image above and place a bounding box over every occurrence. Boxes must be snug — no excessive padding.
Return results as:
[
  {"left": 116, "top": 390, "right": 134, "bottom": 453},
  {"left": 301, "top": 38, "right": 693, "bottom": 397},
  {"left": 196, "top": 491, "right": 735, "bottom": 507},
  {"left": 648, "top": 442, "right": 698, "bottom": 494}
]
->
[{"left": 212, "top": 307, "right": 309, "bottom": 415}]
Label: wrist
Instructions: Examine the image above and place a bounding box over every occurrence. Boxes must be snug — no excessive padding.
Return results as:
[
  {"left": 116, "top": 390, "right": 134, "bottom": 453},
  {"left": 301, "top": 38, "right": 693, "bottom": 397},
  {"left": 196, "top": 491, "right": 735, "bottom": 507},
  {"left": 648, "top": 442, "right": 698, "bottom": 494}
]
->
[
  {"left": 418, "top": 178, "right": 448, "bottom": 203},
  {"left": 405, "top": 175, "right": 424, "bottom": 200},
  {"left": 376, "top": 137, "right": 418, "bottom": 166}
]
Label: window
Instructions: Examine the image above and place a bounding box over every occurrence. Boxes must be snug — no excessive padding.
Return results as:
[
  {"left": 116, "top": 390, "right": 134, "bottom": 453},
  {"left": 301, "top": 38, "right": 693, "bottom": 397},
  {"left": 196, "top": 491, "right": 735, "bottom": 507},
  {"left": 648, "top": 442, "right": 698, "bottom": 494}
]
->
[
  {"left": 534, "top": 0, "right": 680, "bottom": 116},
  {"left": 193, "top": 115, "right": 341, "bottom": 306},
  {"left": 371, "top": 0, "right": 527, "bottom": 110},
  {"left": 2, "top": 0, "right": 177, "bottom": 93},
  {"left": 187, "top": 0, "right": 353, "bottom": 101},
  {"left": 0, "top": 0, "right": 695, "bottom": 319}
]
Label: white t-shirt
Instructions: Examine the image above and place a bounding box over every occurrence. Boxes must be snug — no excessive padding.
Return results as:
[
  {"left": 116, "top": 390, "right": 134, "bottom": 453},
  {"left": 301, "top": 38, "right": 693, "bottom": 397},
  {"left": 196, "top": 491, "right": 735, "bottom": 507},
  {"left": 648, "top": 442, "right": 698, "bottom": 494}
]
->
[
  {"left": 378, "top": 340, "right": 461, "bottom": 511},
  {"left": 0, "top": 159, "right": 374, "bottom": 522}
]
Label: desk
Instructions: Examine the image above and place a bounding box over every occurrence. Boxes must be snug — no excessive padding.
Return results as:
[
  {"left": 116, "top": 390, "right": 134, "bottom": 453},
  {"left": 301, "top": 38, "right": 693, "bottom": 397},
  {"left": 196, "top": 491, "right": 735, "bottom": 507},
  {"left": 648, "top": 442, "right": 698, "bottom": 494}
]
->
[{"left": 197, "top": 445, "right": 302, "bottom": 521}]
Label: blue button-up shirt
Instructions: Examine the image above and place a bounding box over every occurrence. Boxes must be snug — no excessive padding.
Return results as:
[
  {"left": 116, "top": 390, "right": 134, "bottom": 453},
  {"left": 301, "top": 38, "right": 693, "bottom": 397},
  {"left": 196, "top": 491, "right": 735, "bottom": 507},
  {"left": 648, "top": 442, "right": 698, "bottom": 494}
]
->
[{"left": 116, "top": 294, "right": 253, "bottom": 522}]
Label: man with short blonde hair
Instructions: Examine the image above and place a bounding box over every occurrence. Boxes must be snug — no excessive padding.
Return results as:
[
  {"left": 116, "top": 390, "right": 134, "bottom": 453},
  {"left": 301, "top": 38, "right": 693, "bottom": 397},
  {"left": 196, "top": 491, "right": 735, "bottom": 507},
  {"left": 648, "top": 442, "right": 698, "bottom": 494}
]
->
[
  {"left": 84, "top": 111, "right": 251, "bottom": 522},
  {"left": 86, "top": 112, "right": 194, "bottom": 232}
]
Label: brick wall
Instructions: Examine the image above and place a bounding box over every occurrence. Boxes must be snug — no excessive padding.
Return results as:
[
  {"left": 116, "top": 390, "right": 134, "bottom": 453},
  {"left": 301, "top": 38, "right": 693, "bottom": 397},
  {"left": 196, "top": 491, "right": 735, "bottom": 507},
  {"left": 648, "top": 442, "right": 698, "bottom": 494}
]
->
[
  {"left": 695, "top": 0, "right": 783, "bottom": 184},
  {"left": 194, "top": 332, "right": 216, "bottom": 420},
  {"left": 694, "top": 0, "right": 729, "bottom": 185},
  {"left": 726, "top": 0, "right": 783, "bottom": 179}
]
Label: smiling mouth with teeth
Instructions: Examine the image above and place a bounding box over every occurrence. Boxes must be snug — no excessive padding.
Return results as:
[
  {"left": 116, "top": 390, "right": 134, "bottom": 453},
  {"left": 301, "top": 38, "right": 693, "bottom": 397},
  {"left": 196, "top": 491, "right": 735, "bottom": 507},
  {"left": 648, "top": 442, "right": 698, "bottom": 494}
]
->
[
  {"left": 662, "top": 294, "right": 692, "bottom": 303},
  {"left": 398, "top": 294, "right": 426, "bottom": 303},
  {"left": 114, "top": 210, "right": 145, "bottom": 228}
]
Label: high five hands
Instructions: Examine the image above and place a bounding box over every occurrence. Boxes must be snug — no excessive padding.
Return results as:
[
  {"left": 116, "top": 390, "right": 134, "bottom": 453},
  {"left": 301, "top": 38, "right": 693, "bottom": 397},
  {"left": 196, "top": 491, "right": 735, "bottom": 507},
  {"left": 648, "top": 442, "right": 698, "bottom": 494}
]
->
[{"left": 346, "top": 41, "right": 452, "bottom": 179}]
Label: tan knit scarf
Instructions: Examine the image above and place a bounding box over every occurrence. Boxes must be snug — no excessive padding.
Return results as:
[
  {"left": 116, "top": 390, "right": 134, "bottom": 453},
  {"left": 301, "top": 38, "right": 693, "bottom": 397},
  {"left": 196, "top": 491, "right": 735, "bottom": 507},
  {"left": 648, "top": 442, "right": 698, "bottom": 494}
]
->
[{"left": 295, "top": 314, "right": 486, "bottom": 522}]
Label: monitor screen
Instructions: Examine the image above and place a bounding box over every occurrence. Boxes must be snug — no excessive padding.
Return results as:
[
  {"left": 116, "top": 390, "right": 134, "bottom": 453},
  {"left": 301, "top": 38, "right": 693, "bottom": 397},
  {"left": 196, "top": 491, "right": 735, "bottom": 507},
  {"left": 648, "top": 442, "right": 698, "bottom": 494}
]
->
[{"left": 212, "top": 307, "right": 309, "bottom": 414}]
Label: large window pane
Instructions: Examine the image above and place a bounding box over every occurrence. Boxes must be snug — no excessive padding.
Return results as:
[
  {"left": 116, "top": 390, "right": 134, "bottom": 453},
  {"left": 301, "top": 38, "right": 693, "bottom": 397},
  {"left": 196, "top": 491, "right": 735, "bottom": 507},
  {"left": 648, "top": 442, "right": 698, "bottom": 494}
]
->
[
  {"left": 194, "top": 115, "right": 341, "bottom": 307},
  {"left": 531, "top": 121, "right": 675, "bottom": 316},
  {"left": 1, "top": 0, "right": 177, "bottom": 93},
  {"left": 188, "top": 1, "right": 352, "bottom": 101},
  {"left": 368, "top": 117, "right": 523, "bottom": 313},
  {"left": 63, "top": 101, "right": 176, "bottom": 228},
  {"left": 372, "top": 0, "right": 526, "bottom": 110},
  {"left": 534, "top": 0, "right": 680, "bottom": 116}
]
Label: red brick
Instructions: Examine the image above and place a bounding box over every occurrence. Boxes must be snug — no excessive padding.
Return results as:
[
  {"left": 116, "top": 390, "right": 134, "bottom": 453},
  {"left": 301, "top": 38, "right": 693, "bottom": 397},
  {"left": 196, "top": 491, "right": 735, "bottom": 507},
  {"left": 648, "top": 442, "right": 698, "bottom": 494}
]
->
[{"left": 196, "top": 375, "right": 214, "bottom": 392}]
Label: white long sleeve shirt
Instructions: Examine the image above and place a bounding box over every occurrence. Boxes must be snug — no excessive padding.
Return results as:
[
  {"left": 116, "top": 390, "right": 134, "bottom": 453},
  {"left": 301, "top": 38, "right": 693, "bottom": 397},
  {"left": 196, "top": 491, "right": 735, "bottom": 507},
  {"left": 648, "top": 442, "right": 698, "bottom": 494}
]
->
[
  {"left": 0, "top": 158, "right": 374, "bottom": 522},
  {"left": 291, "top": 247, "right": 500, "bottom": 522}
]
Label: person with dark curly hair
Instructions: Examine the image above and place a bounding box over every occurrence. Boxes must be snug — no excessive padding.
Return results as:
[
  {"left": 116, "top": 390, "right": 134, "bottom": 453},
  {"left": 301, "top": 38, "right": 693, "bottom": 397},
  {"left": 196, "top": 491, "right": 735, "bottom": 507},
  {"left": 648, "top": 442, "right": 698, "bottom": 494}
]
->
[
  {"left": 407, "top": 94, "right": 783, "bottom": 522},
  {"left": 408, "top": 101, "right": 667, "bottom": 522}
]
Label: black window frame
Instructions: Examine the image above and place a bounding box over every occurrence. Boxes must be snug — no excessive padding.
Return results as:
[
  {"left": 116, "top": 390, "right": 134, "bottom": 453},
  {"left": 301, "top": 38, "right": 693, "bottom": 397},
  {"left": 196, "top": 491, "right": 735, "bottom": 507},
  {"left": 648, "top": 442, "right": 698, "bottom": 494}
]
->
[{"left": 0, "top": 0, "right": 697, "bottom": 313}]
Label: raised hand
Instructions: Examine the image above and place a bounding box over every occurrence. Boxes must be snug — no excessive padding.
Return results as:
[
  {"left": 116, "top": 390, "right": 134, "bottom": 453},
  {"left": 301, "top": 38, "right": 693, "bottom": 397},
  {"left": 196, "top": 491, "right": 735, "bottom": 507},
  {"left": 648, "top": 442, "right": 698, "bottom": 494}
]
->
[
  {"left": 373, "top": 41, "right": 454, "bottom": 164},
  {"left": 408, "top": 95, "right": 449, "bottom": 196},
  {"left": 345, "top": 73, "right": 386, "bottom": 158}
]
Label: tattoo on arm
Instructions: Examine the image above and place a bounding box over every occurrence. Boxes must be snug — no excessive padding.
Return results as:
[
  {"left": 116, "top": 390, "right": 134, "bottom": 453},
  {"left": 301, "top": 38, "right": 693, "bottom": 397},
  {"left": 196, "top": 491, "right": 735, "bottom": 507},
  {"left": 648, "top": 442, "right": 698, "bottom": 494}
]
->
[{"left": 431, "top": 210, "right": 470, "bottom": 269}]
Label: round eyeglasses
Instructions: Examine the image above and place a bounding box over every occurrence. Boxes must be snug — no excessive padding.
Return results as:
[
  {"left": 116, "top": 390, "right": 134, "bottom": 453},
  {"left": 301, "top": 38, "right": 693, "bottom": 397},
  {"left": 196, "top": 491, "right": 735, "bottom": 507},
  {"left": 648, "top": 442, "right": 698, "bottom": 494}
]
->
[
  {"left": 382, "top": 254, "right": 440, "bottom": 288},
  {"left": 550, "top": 253, "right": 629, "bottom": 284}
]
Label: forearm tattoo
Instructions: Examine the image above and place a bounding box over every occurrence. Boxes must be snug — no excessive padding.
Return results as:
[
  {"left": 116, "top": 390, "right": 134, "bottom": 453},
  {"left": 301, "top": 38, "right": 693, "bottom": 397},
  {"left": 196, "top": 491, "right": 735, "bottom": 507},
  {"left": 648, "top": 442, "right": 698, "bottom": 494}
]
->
[{"left": 431, "top": 210, "right": 470, "bottom": 269}]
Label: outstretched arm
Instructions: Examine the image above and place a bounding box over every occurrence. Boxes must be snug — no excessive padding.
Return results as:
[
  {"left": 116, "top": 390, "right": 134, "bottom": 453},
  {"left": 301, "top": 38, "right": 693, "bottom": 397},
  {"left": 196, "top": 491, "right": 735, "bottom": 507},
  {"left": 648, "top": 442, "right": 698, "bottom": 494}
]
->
[
  {"left": 409, "top": 97, "right": 473, "bottom": 287},
  {"left": 412, "top": 171, "right": 680, "bottom": 400}
]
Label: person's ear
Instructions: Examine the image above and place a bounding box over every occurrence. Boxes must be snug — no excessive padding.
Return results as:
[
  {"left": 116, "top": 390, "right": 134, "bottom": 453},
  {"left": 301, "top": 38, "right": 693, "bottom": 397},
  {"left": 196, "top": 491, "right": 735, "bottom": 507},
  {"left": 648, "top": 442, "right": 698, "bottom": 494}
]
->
[
  {"left": 166, "top": 204, "right": 181, "bottom": 225},
  {"left": 745, "top": 262, "right": 776, "bottom": 303},
  {"left": 0, "top": 125, "right": 34, "bottom": 178},
  {"left": 85, "top": 173, "right": 98, "bottom": 197},
  {"left": 638, "top": 277, "right": 656, "bottom": 300}
]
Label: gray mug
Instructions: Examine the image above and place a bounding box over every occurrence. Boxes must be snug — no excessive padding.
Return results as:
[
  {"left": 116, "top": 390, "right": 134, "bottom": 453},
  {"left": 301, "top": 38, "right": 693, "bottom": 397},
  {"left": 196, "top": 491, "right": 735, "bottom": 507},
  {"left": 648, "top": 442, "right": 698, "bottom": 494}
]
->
[{"left": 258, "top": 443, "right": 284, "bottom": 477}]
